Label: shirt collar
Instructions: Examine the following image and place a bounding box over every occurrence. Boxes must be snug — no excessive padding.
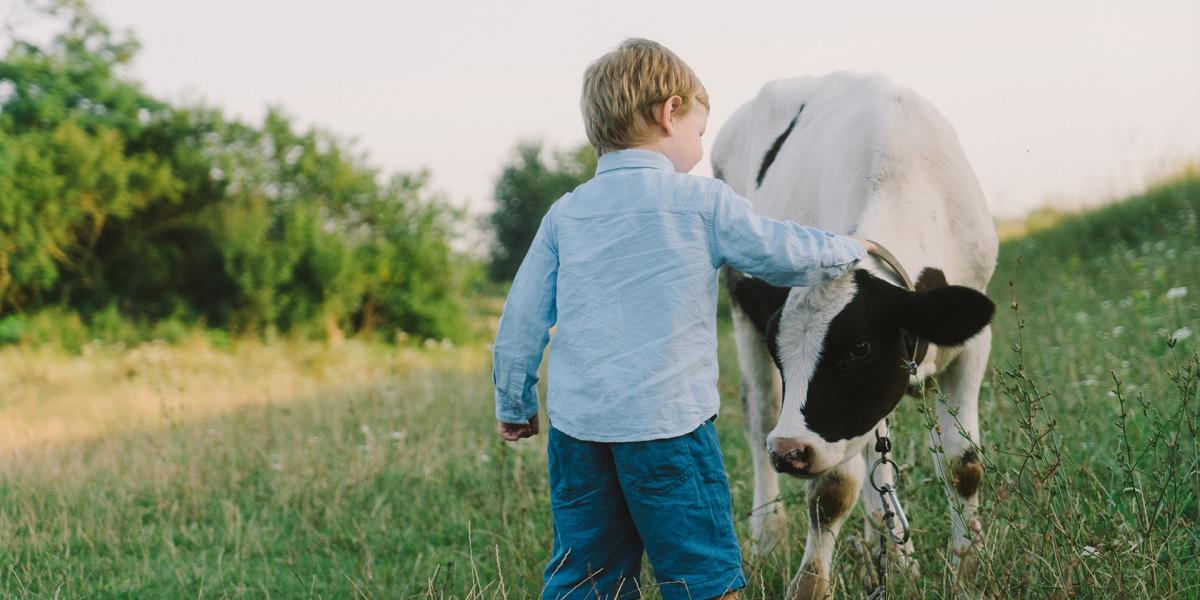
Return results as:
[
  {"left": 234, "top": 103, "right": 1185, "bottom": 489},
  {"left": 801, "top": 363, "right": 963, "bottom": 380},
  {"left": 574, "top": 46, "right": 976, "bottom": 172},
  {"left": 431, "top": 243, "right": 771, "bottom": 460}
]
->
[{"left": 595, "top": 148, "right": 677, "bottom": 175}]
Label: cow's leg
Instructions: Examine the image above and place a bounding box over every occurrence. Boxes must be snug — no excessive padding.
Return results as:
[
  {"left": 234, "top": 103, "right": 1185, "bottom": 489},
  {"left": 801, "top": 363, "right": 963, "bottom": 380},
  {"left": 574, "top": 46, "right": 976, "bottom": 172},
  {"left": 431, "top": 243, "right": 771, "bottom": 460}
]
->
[
  {"left": 859, "top": 421, "right": 917, "bottom": 583},
  {"left": 929, "top": 326, "right": 990, "bottom": 582},
  {"left": 730, "top": 304, "right": 786, "bottom": 560},
  {"left": 787, "top": 454, "right": 864, "bottom": 600}
]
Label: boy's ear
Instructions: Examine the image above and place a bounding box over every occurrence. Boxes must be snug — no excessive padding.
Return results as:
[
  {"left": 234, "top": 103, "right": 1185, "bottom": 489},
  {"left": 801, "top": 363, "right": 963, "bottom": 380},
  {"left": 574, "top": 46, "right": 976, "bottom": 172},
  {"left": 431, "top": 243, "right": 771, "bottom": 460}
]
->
[
  {"left": 654, "top": 95, "right": 683, "bottom": 134},
  {"left": 897, "top": 286, "right": 995, "bottom": 346}
]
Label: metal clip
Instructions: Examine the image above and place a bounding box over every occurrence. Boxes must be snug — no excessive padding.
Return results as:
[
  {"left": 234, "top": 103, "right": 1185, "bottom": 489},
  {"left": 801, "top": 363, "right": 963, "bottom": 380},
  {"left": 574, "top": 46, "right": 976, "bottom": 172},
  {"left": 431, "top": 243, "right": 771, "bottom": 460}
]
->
[
  {"left": 878, "top": 484, "right": 911, "bottom": 545},
  {"left": 869, "top": 457, "right": 911, "bottom": 545}
]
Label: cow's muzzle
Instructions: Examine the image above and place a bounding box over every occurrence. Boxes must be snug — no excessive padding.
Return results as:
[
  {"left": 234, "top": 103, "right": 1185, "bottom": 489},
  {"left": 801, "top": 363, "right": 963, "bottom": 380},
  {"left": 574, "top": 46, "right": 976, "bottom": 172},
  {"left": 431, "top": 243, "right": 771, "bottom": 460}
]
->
[{"left": 768, "top": 438, "right": 814, "bottom": 477}]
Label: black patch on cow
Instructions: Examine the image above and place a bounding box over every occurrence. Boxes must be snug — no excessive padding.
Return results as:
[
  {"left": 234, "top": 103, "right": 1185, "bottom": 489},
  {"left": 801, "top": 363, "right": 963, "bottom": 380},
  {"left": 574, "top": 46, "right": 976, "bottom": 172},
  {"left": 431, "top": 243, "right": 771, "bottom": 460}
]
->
[
  {"left": 800, "top": 270, "right": 995, "bottom": 442},
  {"left": 764, "top": 310, "right": 783, "bottom": 370},
  {"left": 726, "top": 272, "right": 790, "bottom": 342},
  {"left": 914, "top": 267, "right": 948, "bottom": 292},
  {"left": 901, "top": 279, "right": 995, "bottom": 346},
  {"left": 755, "top": 104, "right": 805, "bottom": 188},
  {"left": 722, "top": 268, "right": 788, "bottom": 370}
]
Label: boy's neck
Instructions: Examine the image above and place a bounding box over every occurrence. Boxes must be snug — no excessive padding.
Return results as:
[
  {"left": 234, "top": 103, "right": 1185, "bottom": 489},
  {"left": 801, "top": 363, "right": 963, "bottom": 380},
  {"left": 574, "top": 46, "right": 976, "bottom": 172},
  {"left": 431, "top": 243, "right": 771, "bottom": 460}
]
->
[{"left": 628, "top": 140, "right": 669, "bottom": 156}]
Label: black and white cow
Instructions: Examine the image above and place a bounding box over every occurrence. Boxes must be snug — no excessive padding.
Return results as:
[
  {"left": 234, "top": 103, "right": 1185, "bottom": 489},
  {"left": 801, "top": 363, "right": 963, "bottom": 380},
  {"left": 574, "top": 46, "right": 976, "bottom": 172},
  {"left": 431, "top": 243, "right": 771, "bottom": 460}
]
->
[{"left": 711, "top": 72, "right": 998, "bottom": 598}]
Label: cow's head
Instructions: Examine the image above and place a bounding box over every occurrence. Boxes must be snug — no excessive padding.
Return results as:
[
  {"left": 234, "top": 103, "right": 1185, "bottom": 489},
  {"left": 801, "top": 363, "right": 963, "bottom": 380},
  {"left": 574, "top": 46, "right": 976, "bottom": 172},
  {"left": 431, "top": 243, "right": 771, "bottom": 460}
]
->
[{"left": 729, "top": 267, "right": 994, "bottom": 477}]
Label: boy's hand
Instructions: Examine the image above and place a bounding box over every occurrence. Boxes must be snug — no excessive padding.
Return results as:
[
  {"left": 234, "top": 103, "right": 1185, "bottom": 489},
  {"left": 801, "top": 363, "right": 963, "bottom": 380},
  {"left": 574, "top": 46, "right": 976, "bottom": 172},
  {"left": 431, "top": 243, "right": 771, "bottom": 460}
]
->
[
  {"left": 851, "top": 236, "right": 877, "bottom": 253},
  {"left": 498, "top": 414, "right": 539, "bottom": 441}
]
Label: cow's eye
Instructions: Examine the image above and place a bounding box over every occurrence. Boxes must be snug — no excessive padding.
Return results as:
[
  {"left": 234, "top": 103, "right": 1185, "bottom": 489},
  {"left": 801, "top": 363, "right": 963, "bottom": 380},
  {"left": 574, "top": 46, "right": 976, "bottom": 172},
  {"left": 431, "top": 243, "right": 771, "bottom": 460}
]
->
[{"left": 849, "top": 340, "right": 872, "bottom": 360}]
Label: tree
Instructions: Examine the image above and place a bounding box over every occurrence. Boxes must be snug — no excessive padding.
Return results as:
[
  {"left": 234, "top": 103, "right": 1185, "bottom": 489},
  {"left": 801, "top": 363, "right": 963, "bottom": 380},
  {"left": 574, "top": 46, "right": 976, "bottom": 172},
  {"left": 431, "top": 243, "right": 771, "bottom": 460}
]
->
[
  {"left": 487, "top": 139, "right": 595, "bottom": 281},
  {"left": 0, "top": 0, "right": 467, "bottom": 342}
]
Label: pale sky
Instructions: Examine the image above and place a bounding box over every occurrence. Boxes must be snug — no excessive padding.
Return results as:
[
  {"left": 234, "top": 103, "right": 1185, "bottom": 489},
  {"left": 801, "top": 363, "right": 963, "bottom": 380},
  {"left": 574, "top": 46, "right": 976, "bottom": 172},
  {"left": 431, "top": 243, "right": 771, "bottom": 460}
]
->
[{"left": 7, "top": 1, "right": 1200, "bottom": 221}]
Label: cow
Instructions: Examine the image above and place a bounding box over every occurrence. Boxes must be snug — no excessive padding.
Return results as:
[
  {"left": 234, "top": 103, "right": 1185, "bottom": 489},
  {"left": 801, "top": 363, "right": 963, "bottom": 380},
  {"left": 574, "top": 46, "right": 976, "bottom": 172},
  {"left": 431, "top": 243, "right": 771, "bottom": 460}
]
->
[{"left": 710, "top": 72, "right": 999, "bottom": 598}]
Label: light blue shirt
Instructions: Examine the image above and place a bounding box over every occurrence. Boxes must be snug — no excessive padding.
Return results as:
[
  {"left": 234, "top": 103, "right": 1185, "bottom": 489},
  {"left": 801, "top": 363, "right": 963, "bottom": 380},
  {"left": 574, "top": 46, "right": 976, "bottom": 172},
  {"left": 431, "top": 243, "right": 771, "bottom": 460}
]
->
[{"left": 492, "top": 148, "right": 867, "bottom": 442}]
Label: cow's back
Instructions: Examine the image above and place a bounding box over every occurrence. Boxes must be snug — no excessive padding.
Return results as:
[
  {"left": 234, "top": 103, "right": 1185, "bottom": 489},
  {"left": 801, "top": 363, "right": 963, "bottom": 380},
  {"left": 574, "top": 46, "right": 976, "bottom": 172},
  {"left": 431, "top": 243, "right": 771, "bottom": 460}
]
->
[{"left": 711, "top": 72, "right": 997, "bottom": 290}]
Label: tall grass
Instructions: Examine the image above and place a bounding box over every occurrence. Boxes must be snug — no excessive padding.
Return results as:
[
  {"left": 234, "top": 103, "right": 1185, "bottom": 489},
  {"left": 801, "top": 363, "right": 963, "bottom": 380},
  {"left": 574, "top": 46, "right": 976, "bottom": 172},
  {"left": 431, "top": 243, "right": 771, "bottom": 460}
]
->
[{"left": 0, "top": 174, "right": 1197, "bottom": 598}]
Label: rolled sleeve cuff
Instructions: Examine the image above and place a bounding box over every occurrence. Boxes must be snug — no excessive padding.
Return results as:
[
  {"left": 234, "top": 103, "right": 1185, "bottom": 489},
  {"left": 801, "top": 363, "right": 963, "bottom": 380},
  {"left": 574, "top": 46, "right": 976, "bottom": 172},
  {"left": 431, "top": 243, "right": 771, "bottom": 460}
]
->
[
  {"left": 493, "top": 359, "right": 539, "bottom": 424},
  {"left": 495, "top": 391, "right": 537, "bottom": 424},
  {"left": 824, "top": 232, "right": 868, "bottom": 267}
]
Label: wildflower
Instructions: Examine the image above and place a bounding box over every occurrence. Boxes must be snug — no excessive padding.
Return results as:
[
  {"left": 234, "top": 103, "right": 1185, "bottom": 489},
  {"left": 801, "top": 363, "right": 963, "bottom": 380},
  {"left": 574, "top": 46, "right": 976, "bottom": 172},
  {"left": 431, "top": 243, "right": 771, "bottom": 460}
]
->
[
  {"left": 1166, "top": 286, "right": 1188, "bottom": 300},
  {"left": 1170, "top": 327, "right": 1192, "bottom": 343},
  {"left": 1081, "top": 545, "right": 1100, "bottom": 559},
  {"left": 1111, "top": 325, "right": 1124, "bottom": 337}
]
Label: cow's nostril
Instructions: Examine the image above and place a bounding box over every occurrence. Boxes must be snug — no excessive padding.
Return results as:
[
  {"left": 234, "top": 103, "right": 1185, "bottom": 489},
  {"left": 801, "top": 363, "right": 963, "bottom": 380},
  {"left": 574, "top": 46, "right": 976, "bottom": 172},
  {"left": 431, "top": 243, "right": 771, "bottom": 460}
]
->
[
  {"left": 768, "top": 440, "right": 813, "bottom": 474},
  {"left": 787, "top": 445, "right": 811, "bottom": 468}
]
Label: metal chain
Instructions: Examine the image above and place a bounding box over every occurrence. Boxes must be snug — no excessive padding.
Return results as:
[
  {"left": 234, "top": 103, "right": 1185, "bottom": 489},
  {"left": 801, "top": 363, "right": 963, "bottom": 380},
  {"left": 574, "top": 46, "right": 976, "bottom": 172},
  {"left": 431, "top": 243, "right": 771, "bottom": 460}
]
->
[
  {"left": 865, "top": 359, "right": 917, "bottom": 599},
  {"left": 865, "top": 430, "right": 912, "bottom": 599}
]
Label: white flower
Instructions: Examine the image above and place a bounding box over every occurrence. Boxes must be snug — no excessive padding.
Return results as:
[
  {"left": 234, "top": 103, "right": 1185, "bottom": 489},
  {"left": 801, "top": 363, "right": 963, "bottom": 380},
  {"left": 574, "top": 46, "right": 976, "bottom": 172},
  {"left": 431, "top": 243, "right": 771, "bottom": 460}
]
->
[
  {"left": 479, "top": 452, "right": 491, "bottom": 463},
  {"left": 1111, "top": 325, "right": 1125, "bottom": 337},
  {"left": 1170, "top": 327, "right": 1192, "bottom": 343},
  {"left": 391, "top": 430, "right": 407, "bottom": 441},
  {"left": 1081, "top": 545, "right": 1100, "bottom": 559},
  {"left": 1166, "top": 286, "right": 1188, "bottom": 300}
]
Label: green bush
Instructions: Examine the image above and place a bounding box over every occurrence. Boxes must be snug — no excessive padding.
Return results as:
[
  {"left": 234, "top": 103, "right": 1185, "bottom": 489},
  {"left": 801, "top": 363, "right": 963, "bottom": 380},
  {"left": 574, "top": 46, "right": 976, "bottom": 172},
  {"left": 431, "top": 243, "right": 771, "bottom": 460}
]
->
[
  {"left": 0, "top": 1, "right": 468, "bottom": 345},
  {"left": 0, "top": 314, "right": 24, "bottom": 345}
]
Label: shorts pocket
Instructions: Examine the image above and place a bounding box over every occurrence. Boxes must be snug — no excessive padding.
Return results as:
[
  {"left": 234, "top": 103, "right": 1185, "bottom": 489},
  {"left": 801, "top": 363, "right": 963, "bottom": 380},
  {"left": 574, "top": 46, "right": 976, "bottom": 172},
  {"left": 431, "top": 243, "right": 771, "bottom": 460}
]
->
[
  {"left": 547, "top": 427, "right": 609, "bottom": 502},
  {"left": 617, "top": 435, "right": 697, "bottom": 496}
]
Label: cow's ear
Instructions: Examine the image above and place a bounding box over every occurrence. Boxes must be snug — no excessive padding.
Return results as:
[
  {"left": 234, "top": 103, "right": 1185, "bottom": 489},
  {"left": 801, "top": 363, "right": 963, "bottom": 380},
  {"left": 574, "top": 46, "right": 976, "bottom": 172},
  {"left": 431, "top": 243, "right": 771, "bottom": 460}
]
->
[
  {"left": 898, "top": 286, "right": 995, "bottom": 346},
  {"left": 729, "top": 275, "right": 790, "bottom": 339}
]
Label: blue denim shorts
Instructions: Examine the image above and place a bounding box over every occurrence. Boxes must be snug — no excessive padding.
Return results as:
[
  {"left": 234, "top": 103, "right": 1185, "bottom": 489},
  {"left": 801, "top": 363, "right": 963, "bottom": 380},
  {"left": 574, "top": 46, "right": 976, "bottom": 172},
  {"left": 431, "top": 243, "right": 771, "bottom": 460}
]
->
[{"left": 541, "top": 416, "right": 745, "bottom": 600}]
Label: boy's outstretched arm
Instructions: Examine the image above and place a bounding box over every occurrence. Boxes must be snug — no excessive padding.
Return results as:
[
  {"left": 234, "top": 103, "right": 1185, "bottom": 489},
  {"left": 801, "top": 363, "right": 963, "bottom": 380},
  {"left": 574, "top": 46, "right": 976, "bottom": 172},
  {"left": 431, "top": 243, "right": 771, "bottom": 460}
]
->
[
  {"left": 709, "top": 182, "right": 869, "bottom": 286},
  {"left": 492, "top": 210, "right": 558, "bottom": 440}
]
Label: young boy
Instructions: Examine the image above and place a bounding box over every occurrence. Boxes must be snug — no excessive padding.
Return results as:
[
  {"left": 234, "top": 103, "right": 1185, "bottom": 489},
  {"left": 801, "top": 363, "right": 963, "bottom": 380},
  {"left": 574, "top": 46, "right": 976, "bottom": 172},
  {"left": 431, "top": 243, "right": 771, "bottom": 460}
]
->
[{"left": 492, "top": 38, "right": 873, "bottom": 599}]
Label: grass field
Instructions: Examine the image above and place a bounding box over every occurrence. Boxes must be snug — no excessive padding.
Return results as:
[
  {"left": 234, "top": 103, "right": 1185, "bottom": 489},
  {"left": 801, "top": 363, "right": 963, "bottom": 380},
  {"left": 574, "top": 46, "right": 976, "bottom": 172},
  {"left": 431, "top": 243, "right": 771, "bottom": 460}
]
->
[{"left": 1, "top": 174, "right": 1197, "bottom": 598}]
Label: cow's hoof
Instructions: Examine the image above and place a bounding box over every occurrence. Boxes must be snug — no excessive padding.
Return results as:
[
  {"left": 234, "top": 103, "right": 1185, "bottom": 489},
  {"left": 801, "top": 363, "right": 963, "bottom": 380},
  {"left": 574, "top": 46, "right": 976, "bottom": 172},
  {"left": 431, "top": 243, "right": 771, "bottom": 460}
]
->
[
  {"left": 749, "top": 512, "right": 788, "bottom": 561},
  {"left": 951, "top": 548, "right": 982, "bottom": 597},
  {"left": 787, "top": 562, "right": 831, "bottom": 600}
]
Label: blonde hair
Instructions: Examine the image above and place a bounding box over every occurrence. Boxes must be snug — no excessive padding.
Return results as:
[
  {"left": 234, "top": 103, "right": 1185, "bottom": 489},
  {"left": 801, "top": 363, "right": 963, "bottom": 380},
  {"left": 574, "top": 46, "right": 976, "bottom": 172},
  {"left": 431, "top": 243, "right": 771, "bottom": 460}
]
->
[{"left": 581, "top": 38, "right": 710, "bottom": 156}]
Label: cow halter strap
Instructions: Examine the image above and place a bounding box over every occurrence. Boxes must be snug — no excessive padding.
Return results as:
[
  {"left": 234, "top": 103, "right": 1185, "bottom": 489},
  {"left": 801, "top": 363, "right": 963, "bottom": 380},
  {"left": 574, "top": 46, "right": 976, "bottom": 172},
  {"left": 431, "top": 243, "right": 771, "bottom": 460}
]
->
[
  {"left": 864, "top": 239, "right": 915, "bottom": 600},
  {"left": 866, "top": 239, "right": 926, "bottom": 369},
  {"left": 865, "top": 239, "right": 915, "bottom": 291}
]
